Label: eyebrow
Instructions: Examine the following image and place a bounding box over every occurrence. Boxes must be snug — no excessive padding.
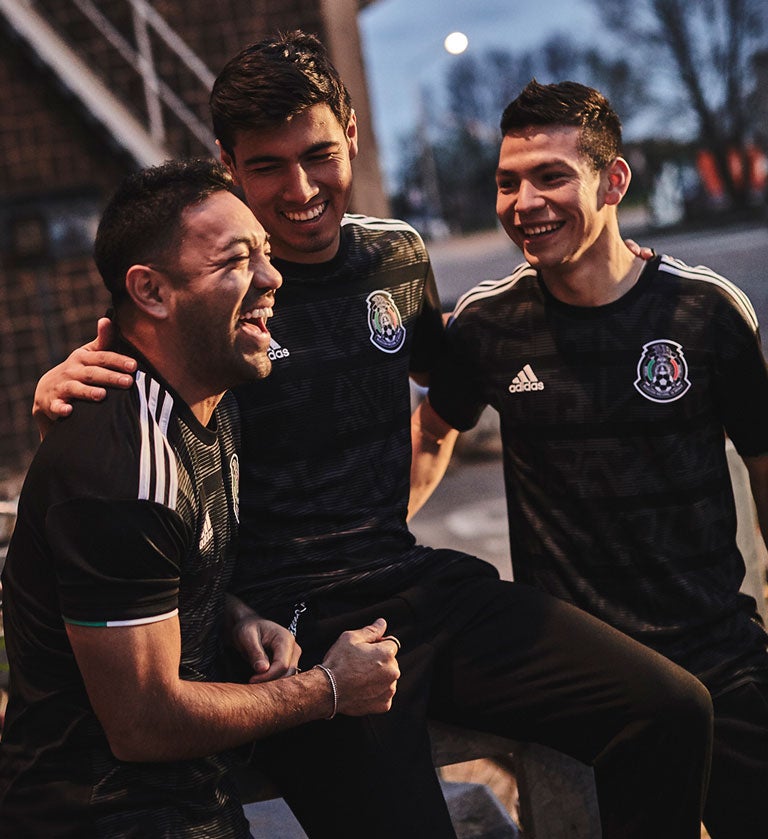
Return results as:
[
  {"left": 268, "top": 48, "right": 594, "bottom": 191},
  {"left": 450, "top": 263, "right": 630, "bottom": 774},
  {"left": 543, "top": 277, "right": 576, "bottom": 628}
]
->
[
  {"left": 496, "top": 159, "right": 575, "bottom": 178},
  {"left": 240, "top": 141, "right": 339, "bottom": 168},
  {"left": 220, "top": 234, "right": 268, "bottom": 253}
]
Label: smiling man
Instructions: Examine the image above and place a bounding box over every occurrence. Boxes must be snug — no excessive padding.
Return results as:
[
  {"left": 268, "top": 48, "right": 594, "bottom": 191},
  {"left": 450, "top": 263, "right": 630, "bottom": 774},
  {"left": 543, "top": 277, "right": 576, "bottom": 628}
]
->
[
  {"left": 411, "top": 80, "right": 768, "bottom": 839},
  {"left": 0, "top": 159, "right": 400, "bottom": 838}
]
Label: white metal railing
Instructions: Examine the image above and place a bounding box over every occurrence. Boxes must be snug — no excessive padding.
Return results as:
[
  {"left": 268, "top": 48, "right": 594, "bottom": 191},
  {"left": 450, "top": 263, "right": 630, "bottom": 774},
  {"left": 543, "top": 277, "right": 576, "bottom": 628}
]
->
[
  {"left": 70, "top": 0, "right": 216, "bottom": 152},
  {"left": 0, "top": 0, "right": 216, "bottom": 162},
  {"left": 0, "top": 0, "right": 168, "bottom": 165}
]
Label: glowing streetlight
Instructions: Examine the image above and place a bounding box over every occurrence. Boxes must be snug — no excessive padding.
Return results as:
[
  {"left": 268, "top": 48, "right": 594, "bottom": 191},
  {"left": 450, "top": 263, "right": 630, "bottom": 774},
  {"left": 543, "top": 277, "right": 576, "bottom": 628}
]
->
[{"left": 443, "top": 31, "right": 469, "bottom": 56}]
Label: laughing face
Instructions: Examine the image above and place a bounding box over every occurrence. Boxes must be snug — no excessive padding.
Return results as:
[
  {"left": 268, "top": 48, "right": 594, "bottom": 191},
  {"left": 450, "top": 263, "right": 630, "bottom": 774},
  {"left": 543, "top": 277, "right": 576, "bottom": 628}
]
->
[
  {"left": 220, "top": 103, "right": 358, "bottom": 265},
  {"left": 495, "top": 125, "right": 617, "bottom": 277},
  {"left": 168, "top": 190, "right": 282, "bottom": 395}
]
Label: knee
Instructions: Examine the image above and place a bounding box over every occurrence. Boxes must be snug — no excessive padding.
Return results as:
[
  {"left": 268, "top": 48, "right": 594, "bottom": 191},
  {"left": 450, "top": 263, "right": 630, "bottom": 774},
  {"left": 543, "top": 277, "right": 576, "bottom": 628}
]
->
[{"left": 652, "top": 667, "right": 713, "bottom": 740}]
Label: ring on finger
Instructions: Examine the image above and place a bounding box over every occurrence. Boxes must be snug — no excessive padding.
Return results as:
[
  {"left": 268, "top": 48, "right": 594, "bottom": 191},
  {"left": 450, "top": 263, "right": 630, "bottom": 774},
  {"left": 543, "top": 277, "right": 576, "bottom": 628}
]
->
[{"left": 382, "top": 634, "right": 401, "bottom": 652}]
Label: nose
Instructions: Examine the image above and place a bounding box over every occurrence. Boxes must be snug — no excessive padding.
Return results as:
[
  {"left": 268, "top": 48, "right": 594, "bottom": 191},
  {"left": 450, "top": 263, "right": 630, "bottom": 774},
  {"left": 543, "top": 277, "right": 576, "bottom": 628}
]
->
[
  {"left": 282, "top": 163, "right": 318, "bottom": 204},
  {"left": 251, "top": 257, "right": 283, "bottom": 294},
  {"left": 267, "top": 262, "right": 282, "bottom": 291},
  {"left": 256, "top": 259, "right": 282, "bottom": 292},
  {"left": 515, "top": 179, "right": 544, "bottom": 213}
]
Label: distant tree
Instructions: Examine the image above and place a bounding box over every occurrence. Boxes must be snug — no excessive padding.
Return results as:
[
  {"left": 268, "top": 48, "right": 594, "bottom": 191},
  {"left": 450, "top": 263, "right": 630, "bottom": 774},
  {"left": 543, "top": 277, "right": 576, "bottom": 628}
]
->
[
  {"left": 591, "top": 0, "right": 768, "bottom": 206},
  {"left": 444, "top": 49, "right": 535, "bottom": 134},
  {"left": 431, "top": 125, "right": 500, "bottom": 233},
  {"left": 536, "top": 35, "right": 652, "bottom": 129},
  {"left": 581, "top": 50, "right": 649, "bottom": 125},
  {"left": 540, "top": 35, "right": 583, "bottom": 81},
  {"left": 390, "top": 115, "right": 498, "bottom": 237},
  {"left": 486, "top": 49, "right": 536, "bottom": 119}
]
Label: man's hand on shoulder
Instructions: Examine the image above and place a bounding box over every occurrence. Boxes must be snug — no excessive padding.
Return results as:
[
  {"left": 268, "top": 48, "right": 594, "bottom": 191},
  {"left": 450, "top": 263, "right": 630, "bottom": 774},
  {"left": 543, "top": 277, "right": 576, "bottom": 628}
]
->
[
  {"left": 624, "top": 239, "right": 655, "bottom": 260},
  {"left": 32, "top": 318, "right": 137, "bottom": 438}
]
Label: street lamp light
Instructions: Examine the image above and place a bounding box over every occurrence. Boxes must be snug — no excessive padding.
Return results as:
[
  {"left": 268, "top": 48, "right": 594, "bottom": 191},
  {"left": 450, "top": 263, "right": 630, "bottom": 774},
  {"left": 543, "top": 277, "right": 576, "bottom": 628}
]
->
[{"left": 443, "top": 32, "right": 469, "bottom": 56}]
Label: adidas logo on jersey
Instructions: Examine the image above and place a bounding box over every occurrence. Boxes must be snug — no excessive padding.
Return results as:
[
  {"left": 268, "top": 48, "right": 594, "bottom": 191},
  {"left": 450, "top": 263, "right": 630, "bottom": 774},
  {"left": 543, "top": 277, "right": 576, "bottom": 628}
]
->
[
  {"left": 509, "top": 364, "right": 544, "bottom": 393},
  {"left": 267, "top": 338, "right": 290, "bottom": 361}
]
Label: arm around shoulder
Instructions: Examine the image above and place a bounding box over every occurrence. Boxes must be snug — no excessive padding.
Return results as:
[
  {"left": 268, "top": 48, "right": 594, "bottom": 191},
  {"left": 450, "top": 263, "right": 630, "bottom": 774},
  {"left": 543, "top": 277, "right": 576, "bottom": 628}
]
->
[{"left": 32, "top": 318, "right": 137, "bottom": 439}]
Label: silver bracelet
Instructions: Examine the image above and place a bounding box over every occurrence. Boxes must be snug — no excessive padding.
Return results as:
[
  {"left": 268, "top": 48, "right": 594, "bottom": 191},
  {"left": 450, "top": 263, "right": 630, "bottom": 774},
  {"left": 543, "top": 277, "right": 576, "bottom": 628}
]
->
[{"left": 313, "top": 664, "right": 338, "bottom": 720}]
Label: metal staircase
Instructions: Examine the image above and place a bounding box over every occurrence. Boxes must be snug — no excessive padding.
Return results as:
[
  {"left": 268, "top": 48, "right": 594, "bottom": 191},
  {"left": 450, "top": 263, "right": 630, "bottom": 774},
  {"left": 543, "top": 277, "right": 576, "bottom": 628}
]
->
[{"left": 0, "top": 0, "right": 217, "bottom": 167}]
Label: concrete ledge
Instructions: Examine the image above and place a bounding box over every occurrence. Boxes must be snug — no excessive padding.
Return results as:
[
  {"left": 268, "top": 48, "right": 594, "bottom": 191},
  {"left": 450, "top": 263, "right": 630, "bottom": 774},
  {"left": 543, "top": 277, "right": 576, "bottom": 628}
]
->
[
  {"left": 429, "top": 720, "right": 519, "bottom": 767},
  {"left": 233, "top": 721, "right": 519, "bottom": 803},
  {"left": 512, "top": 743, "right": 599, "bottom": 839},
  {"left": 244, "top": 779, "right": 520, "bottom": 838},
  {"left": 431, "top": 724, "right": 598, "bottom": 837},
  {"left": 236, "top": 723, "right": 598, "bottom": 838}
]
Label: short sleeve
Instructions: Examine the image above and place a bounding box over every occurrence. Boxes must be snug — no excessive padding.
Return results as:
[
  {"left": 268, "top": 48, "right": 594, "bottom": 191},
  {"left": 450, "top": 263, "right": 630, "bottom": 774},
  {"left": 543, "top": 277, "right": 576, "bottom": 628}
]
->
[
  {"left": 47, "top": 497, "right": 190, "bottom": 626},
  {"left": 714, "top": 314, "right": 768, "bottom": 456},
  {"left": 427, "top": 314, "right": 488, "bottom": 432},
  {"left": 409, "top": 263, "right": 447, "bottom": 376}
]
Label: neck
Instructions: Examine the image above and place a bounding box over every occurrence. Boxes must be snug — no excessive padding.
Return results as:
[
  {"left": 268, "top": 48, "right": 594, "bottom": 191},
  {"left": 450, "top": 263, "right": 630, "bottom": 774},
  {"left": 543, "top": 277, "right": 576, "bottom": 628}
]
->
[
  {"left": 541, "top": 226, "right": 641, "bottom": 307},
  {"left": 120, "top": 322, "right": 223, "bottom": 426},
  {"left": 272, "top": 227, "right": 343, "bottom": 267},
  {"left": 188, "top": 394, "right": 224, "bottom": 426}
]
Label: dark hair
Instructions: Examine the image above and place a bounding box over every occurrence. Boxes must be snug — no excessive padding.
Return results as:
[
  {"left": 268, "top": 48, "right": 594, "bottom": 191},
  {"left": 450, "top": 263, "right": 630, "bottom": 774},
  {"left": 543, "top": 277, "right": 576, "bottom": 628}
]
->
[
  {"left": 500, "top": 80, "right": 622, "bottom": 171},
  {"left": 94, "top": 158, "right": 234, "bottom": 304},
  {"left": 210, "top": 30, "right": 352, "bottom": 157}
]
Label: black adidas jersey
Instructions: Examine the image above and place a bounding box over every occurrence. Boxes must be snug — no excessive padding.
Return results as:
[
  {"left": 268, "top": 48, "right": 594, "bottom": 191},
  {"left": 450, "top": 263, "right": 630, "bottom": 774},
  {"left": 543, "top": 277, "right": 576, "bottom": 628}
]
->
[
  {"left": 0, "top": 344, "right": 248, "bottom": 838},
  {"left": 429, "top": 255, "right": 768, "bottom": 689},
  {"left": 230, "top": 215, "right": 446, "bottom": 611}
]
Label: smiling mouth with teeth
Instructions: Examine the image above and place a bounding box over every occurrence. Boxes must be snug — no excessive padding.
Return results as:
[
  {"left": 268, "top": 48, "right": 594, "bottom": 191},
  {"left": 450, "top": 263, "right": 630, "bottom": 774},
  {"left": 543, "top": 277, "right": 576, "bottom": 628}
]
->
[
  {"left": 521, "top": 221, "right": 565, "bottom": 237},
  {"left": 283, "top": 201, "right": 328, "bottom": 223},
  {"left": 239, "top": 305, "right": 274, "bottom": 333}
]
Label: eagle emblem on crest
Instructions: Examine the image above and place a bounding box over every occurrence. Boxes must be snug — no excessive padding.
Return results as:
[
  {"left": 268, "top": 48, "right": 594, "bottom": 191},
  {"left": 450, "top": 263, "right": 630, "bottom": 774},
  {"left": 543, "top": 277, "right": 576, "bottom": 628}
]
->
[
  {"left": 366, "top": 290, "right": 406, "bottom": 353},
  {"left": 634, "top": 339, "right": 691, "bottom": 403}
]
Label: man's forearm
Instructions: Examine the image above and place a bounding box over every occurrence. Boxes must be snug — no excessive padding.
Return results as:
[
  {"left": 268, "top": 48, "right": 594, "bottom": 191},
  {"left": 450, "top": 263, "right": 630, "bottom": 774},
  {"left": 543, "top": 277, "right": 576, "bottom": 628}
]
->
[
  {"left": 69, "top": 616, "right": 330, "bottom": 762},
  {"left": 69, "top": 616, "right": 397, "bottom": 763},
  {"left": 409, "top": 398, "right": 459, "bottom": 520},
  {"left": 113, "top": 668, "right": 334, "bottom": 762}
]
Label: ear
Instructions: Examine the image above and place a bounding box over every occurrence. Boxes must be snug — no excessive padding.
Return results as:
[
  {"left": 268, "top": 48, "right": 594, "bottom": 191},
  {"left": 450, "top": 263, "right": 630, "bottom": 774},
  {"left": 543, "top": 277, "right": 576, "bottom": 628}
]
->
[
  {"left": 346, "top": 110, "right": 359, "bottom": 162},
  {"left": 218, "top": 140, "right": 240, "bottom": 187},
  {"left": 603, "top": 156, "right": 631, "bottom": 206},
  {"left": 124, "top": 265, "right": 171, "bottom": 320}
]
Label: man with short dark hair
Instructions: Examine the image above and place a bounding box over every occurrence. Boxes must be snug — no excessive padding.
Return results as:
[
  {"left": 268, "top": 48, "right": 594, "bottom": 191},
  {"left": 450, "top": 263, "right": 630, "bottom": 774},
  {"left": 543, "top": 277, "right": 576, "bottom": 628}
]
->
[
  {"left": 411, "top": 79, "right": 768, "bottom": 839},
  {"left": 0, "top": 158, "right": 399, "bottom": 838},
  {"left": 33, "top": 39, "right": 713, "bottom": 839}
]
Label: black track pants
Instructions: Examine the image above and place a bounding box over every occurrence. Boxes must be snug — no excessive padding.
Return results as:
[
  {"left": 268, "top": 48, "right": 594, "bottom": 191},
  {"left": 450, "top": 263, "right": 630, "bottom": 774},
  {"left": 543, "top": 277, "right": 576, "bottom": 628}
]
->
[{"left": 250, "top": 558, "right": 713, "bottom": 839}]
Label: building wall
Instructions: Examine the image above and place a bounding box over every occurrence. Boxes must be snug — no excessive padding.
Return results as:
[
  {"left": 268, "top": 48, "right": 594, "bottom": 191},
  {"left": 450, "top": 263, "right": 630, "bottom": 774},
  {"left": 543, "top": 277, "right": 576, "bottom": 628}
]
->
[{"left": 0, "top": 0, "right": 387, "bottom": 475}]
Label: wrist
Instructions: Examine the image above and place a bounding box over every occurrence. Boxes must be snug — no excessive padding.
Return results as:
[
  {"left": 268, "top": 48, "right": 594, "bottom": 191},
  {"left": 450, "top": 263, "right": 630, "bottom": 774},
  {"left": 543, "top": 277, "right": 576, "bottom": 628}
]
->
[
  {"left": 312, "top": 664, "right": 338, "bottom": 720},
  {"left": 225, "top": 595, "right": 257, "bottom": 629}
]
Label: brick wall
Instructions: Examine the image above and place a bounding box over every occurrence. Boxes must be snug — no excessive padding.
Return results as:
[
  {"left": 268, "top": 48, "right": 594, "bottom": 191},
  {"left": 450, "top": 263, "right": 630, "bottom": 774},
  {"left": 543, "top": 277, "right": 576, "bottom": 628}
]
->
[{"left": 0, "top": 0, "right": 354, "bottom": 476}]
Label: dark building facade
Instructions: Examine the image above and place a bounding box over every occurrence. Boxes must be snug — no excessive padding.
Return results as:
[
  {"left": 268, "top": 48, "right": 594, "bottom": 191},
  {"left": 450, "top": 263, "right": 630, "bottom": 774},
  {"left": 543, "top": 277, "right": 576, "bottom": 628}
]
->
[{"left": 0, "top": 0, "right": 386, "bottom": 474}]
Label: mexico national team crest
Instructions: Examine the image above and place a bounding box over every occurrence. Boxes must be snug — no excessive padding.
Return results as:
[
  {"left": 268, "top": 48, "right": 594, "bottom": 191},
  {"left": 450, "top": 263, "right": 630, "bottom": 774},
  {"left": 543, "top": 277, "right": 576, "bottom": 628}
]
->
[
  {"left": 634, "top": 339, "right": 691, "bottom": 403},
  {"left": 366, "top": 290, "right": 406, "bottom": 354},
  {"left": 230, "top": 453, "right": 240, "bottom": 523}
]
